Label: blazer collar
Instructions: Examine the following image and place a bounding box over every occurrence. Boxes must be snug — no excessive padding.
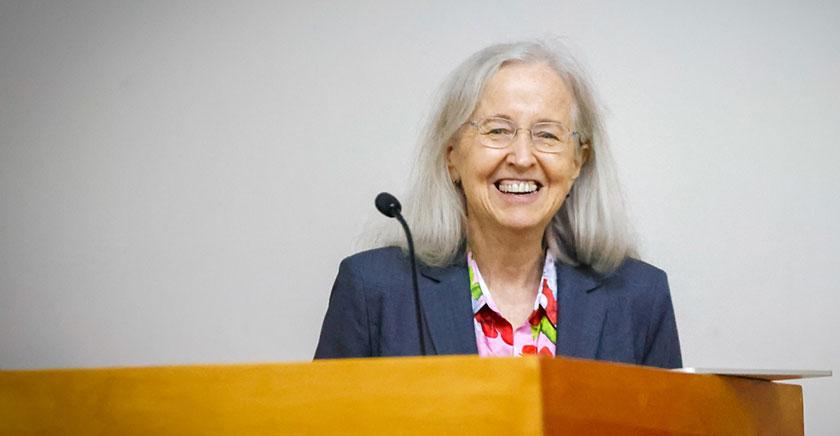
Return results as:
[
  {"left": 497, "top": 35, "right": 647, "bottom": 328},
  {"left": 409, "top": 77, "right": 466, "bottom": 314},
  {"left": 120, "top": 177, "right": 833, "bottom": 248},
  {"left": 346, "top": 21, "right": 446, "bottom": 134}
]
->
[
  {"left": 554, "top": 261, "right": 608, "bottom": 359},
  {"left": 417, "top": 255, "right": 608, "bottom": 359},
  {"left": 417, "top": 258, "right": 478, "bottom": 356}
]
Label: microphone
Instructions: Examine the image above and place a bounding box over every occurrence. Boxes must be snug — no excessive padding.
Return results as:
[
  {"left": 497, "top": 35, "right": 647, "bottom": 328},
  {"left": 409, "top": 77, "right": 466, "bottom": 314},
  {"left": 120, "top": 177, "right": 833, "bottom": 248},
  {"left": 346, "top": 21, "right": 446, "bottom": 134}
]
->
[
  {"left": 374, "top": 192, "right": 402, "bottom": 218},
  {"left": 374, "top": 192, "right": 427, "bottom": 356}
]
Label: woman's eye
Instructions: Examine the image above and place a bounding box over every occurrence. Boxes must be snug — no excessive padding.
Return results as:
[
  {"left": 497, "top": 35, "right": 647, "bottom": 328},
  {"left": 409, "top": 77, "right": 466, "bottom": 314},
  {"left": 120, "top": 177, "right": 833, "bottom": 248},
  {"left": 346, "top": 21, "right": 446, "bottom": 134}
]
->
[
  {"left": 487, "top": 128, "right": 512, "bottom": 135},
  {"left": 535, "top": 131, "right": 560, "bottom": 140}
]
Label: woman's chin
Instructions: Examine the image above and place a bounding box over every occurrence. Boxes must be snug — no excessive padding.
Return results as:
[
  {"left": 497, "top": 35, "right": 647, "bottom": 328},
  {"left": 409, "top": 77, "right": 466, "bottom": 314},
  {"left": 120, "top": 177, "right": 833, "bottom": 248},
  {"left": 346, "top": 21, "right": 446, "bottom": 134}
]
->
[{"left": 489, "top": 216, "right": 548, "bottom": 235}]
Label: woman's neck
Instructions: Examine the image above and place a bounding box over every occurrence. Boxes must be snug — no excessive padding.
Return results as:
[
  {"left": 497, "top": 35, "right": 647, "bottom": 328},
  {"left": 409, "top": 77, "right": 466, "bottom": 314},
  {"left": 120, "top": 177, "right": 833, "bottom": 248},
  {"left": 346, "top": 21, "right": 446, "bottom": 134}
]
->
[{"left": 467, "top": 221, "right": 545, "bottom": 294}]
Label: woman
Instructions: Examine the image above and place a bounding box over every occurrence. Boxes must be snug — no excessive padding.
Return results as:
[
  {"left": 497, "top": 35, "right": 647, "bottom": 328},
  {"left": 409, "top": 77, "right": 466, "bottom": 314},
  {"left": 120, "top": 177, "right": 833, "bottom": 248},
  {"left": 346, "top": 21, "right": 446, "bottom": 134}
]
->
[{"left": 314, "top": 40, "right": 682, "bottom": 368}]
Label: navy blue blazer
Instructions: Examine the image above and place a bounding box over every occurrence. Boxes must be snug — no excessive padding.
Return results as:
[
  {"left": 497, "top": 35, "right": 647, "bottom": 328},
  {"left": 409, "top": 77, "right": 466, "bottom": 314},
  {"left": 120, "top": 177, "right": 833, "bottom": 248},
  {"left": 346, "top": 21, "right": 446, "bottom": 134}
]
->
[{"left": 314, "top": 247, "right": 682, "bottom": 368}]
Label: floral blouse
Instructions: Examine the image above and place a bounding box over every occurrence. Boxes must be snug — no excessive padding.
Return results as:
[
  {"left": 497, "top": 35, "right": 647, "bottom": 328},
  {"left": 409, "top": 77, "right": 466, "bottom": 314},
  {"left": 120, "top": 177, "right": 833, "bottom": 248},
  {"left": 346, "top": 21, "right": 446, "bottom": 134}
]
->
[{"left": 468, "top": 251, "right": 559, "bottom": 357}]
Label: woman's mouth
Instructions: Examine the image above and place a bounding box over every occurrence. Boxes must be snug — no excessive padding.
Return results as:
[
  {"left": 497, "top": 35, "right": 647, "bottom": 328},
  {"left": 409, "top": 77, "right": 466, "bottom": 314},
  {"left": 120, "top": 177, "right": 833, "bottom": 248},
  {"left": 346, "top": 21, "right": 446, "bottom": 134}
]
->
[{"left": 494, "top": 180, "right": 541, "bottom": 195}]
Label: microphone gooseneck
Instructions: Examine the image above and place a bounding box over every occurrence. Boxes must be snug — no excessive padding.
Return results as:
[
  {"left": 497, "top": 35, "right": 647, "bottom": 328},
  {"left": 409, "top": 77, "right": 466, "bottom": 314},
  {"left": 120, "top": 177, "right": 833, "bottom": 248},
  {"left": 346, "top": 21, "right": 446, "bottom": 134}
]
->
[{"left": 374, "top": 192, "right": 427, "bottom": 356}]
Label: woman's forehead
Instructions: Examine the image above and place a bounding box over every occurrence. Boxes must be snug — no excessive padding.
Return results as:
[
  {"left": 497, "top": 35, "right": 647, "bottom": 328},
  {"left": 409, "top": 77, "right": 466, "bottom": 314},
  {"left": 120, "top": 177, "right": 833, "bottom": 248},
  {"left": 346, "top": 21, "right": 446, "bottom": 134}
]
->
[{"left": 474, "top": 62, "right": 573, "bottom": 122}]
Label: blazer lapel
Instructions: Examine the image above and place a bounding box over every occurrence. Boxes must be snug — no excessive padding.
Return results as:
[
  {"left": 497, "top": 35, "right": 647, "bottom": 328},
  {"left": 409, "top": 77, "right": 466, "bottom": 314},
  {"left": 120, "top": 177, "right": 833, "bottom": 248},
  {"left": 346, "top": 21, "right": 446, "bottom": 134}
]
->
[
  {"left": 418, "top": 262, "right": 478, "bottom": 356},
  {"left": 555, "top": 262, "right": 606, "bottom": 359}
]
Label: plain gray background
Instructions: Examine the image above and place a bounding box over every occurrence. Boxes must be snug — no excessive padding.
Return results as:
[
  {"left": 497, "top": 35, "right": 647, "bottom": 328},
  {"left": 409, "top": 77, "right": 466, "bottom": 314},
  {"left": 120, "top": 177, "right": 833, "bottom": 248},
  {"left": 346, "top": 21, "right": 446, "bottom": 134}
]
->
[{"left": 1, "top": 0, "right": 838, "bottom": 433}]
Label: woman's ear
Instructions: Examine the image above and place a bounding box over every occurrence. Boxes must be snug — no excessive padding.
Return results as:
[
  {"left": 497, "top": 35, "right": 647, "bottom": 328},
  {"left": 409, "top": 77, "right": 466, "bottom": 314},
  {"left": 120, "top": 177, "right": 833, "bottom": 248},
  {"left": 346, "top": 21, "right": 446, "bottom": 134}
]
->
[
  {"left": 578, "top": 143, "right": 591, "bottom": 165},
  {"left": 446, "top": 143, "right": 461, "bottom": 183},
  {"left": 571, "top": 143, "right": 591, "bottom": 180}
]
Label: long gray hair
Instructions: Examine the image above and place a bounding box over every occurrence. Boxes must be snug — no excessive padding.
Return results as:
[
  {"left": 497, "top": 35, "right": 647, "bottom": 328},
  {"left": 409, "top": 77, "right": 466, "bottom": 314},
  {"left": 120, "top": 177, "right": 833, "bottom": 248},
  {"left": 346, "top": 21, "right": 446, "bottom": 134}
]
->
[{"left": 378, "top": 40, "right": 636, "bottom": 274}]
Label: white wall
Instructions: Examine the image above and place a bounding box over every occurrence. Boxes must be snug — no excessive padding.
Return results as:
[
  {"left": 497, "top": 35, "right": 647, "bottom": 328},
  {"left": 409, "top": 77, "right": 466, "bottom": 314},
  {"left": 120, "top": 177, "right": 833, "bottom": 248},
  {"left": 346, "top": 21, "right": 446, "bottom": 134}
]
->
[{"left": 1, "top": 0, "right": 838, "bottom": 433}]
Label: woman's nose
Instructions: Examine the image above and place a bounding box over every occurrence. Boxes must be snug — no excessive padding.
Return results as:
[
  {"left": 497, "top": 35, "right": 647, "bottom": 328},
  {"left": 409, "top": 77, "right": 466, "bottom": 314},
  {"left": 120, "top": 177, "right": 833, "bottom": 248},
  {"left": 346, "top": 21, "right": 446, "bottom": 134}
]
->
[{"left": 506, "top": 130, "right": 538, "bottom": 167}]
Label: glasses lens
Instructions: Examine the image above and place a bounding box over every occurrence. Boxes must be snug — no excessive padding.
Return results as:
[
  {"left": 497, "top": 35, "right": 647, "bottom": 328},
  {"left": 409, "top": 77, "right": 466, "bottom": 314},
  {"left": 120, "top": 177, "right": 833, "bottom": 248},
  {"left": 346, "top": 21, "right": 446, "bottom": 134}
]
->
[
  {"left": 477, "top": 119, "right": 515, "bottom": 148},
  {"left": 531, "top": 122, "right": 569, "bottom": 153}
]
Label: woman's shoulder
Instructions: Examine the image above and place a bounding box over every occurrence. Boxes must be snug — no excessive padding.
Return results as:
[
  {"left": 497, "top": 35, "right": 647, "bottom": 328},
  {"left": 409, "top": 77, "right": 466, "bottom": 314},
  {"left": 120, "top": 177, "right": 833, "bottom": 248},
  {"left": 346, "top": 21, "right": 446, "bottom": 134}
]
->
[
  {"left": 592, "top": 257, "right": 671, "bottom": 301},
  {"left": 340, "top": 246, "right": 410, "bottom": 270},
  {"left": 612, "top": 257, "right": 668, "bottom": 283},
  {"left": 335, "top": 246, "right": 414, "bottom": 290}
]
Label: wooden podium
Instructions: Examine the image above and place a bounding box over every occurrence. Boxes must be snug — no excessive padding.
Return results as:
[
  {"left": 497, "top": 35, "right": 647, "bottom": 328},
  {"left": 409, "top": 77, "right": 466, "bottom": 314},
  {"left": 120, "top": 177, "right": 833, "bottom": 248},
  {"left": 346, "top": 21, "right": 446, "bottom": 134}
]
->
[{"left": 1, "top": 355, "right": 802, "bottom": 435}]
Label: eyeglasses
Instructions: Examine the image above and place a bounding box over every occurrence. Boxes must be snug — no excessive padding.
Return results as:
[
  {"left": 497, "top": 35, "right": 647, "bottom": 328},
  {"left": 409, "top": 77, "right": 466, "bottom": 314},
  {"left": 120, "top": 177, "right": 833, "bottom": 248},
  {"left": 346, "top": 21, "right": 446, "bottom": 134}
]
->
[{"left": 467, "top": 117, "right": 579, "bottom": 154}]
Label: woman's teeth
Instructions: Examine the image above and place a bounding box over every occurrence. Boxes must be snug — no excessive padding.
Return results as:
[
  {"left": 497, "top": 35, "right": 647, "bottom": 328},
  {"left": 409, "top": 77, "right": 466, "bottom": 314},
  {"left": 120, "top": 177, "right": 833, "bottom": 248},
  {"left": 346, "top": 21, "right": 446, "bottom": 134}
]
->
[{"left": 496, "top": 181, "right": 538, "bottom": 194}]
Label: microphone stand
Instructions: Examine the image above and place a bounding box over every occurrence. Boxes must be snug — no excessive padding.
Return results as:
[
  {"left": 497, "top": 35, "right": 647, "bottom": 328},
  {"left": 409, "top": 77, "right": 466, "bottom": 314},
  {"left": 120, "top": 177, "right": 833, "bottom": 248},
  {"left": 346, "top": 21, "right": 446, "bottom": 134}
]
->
[{"left": 375, "top": 192, "right": 427, "bottom": 356}]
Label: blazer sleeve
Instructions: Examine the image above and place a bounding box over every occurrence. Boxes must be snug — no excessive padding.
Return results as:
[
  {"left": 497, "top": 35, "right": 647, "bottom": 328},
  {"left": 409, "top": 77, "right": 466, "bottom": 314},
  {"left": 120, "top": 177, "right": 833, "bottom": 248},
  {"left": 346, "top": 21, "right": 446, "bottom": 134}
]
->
[
  {"left": 313, "top": 258, "right": 372, "bottom": 359},
  {"left": 641, "top": 272, "right": 683, "bottom": 368}
]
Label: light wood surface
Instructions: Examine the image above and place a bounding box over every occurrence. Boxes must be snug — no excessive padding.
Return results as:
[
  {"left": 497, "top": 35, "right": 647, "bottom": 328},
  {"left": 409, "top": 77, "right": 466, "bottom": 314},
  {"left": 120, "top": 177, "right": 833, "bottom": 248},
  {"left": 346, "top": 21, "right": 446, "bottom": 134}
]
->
[
  {"left": 0, "top": 356, "right": 803, "bottom": 435},
  {"left": 1, "top": 356, "right": 542, "bottom": 436}
]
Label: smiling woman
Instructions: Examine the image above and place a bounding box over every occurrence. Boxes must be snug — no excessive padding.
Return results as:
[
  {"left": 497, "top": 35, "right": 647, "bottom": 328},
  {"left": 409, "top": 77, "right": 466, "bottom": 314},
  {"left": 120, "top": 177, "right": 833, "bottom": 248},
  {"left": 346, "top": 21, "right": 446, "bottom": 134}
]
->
[
  {"left": 448, "top": 62, "right": 585, "bottom": 253},
  {"left": 314, "top": 40, "right": 682, "bottom": 367}
]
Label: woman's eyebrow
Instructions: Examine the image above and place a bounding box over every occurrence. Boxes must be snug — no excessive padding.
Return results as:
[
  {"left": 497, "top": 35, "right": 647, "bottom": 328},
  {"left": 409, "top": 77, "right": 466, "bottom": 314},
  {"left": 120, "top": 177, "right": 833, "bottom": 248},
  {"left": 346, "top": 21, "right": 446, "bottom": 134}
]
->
[
  {"left": 533, "top": 117, "right": 564, "bottom": 124},
  {"left": 484, "top": 114, "right": 565, "bottom": 124},
  {"left": 484, "top": 113, "right": 513, "bottom": 120}
]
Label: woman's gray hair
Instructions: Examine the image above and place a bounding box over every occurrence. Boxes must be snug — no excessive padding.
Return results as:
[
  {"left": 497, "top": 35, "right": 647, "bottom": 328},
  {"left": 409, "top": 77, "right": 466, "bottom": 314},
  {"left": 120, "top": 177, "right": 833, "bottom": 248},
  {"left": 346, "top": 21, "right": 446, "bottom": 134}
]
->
[{"left": 378, "top": 39, "right": 636, "bottom": 274}]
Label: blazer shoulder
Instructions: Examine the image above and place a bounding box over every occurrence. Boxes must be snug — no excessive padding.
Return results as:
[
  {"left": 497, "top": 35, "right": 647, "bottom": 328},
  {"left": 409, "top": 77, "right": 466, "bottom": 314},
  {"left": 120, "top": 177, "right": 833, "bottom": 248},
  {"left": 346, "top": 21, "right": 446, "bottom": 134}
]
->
[
  {"left": 594, "top": 257, "right": 671, "bottom": 304},
  {"left": 337, "top": 246, "right": 414, "bottom": 291},
  {"left": 341, "top": 246, "right": 409, "bottom": 271},
  {"left": 609, "top": 257, "right": 668, "bottom": 287}
]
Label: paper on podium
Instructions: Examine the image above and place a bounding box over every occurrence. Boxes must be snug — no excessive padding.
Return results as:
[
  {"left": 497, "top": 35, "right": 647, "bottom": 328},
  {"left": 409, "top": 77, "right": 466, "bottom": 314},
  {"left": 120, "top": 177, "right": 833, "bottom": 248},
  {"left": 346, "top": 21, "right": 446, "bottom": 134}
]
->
[{"left": 674, "top": 367, "right": 832, "bottom": 381}]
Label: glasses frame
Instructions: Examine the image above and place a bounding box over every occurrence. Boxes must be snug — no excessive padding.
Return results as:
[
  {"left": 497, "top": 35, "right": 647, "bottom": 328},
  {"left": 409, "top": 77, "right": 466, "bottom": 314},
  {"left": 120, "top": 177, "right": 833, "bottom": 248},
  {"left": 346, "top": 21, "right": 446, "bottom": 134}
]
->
[{"left": 467, "top": 117, "right": 581, "bottom": 154}]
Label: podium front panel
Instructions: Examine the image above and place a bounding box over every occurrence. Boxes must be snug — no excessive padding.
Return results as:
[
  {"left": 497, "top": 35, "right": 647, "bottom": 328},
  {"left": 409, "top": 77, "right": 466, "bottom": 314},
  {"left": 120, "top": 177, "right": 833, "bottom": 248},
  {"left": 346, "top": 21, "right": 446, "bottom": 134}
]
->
[{"left": 540, "top": 358, "right": 803, "bottom": 435}]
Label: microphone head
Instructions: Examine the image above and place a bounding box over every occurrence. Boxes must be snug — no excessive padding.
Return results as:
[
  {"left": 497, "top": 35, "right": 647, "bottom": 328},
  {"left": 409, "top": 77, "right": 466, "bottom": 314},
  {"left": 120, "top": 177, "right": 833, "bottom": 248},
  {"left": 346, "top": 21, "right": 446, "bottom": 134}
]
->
[{"left": 375, "top": 192, "right": 402, "bottom": 218}]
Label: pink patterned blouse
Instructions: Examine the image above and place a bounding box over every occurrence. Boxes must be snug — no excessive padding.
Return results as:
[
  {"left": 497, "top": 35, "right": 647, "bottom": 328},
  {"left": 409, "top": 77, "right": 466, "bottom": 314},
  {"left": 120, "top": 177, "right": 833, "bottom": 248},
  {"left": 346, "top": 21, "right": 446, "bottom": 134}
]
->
[{"left": 468, "top": 251, "right": 559, "bottom": 357}]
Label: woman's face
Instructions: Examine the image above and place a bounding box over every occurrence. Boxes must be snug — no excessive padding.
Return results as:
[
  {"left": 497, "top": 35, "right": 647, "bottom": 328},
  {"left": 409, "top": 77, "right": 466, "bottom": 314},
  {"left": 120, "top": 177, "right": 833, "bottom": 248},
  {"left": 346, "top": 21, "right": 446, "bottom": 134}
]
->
[{"left": 447, "top": 62, "right": 587, "bottom": 237}]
